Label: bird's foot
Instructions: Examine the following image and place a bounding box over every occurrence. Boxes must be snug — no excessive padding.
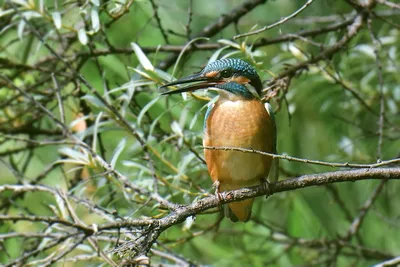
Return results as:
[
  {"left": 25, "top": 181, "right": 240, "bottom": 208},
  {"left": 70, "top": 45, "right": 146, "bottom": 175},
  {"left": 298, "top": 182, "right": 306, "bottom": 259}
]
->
[
  {"left": 213, "top": 180, "right": 223, "bottom": 211},
  {"left": 261, "top": 179, "right": 273, "bottom": 199}
]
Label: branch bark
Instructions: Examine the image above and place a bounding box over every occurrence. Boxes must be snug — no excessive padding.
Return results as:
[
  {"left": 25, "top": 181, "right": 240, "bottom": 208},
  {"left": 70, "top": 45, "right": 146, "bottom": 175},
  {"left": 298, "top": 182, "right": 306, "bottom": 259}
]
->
[{"left": 115, "top": 167, "right": 400, "bottom": 260}]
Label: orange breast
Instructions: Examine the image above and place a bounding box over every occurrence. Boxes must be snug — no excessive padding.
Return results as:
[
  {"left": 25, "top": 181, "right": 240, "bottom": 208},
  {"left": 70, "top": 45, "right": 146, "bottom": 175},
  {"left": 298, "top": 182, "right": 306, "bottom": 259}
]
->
[{"left": 203, "top": 98, "right": 274, "bottom": 191}]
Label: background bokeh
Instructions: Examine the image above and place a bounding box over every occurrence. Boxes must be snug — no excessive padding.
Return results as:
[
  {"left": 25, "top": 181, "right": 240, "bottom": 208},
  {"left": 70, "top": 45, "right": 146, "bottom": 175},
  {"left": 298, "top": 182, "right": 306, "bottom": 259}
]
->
[{"left": 0, "top": 0, "right": 399, "bottom": 266}]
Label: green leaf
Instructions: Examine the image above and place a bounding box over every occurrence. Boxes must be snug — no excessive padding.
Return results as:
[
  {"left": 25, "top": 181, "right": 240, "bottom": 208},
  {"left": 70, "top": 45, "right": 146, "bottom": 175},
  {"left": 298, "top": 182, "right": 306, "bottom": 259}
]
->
[
  {"left": 82, "top": 94, "right": 107, "bottom": 109},
  {"left": 78, "top": 28, "right": 88, "bottom": 45},
  {"left": 222, "top": 50, "right": 241, "bottom": 59},
  {"left": 131, "top": 42, "right": 154, "bottom": 71},
  {"left": 155, "top": 68, "right": 174, "bottom": 83},
  {"left": 52, "top": 11, "right": 61, "bottom": 29},
  {"left": 17, "top": 19, "right": 25, "bottom": 40},
  {"left": 207, "top": 46, "right": 229, "bottom": 65},
  {"left": 137, "top": 96, "right": 159, "bottom": 126},
  {"left": 91, "top": 8, "right": 100, "bottom": 32},
  {"left": 130, "top": 67, "right": 153, "bottom": 80},
  {"left": 122, "top": 160, "right": 152, "bottom": 174},
  {"left": 170, "top": 121, "right": 183, "bottom": 136},
  {"left": 217, "top": 39, "right": 241, "bottom": 49},
  {"left": 110, "top": 138, "right": 126, "bottom": 169},
  {"left": 58, "top": 147, "right": 90, "bottom": 165},
  {"left": 172, "top": 37, "right": 209, "bottom": 76},
  {"left": 12, "top": 0, "right": 30, "bottom": 7},
  {"left": 92, "top": 112, "right": 103, "bottom": 151},
  {"left": 0, "top": 8, "right": 14, "bottom": 18}
]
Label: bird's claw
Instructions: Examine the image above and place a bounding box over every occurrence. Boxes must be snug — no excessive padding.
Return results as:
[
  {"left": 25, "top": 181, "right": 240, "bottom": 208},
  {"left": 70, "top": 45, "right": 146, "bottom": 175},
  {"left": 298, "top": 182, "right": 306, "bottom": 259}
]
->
[
  {"left": 213, "top": 180, "right": 223, "bottom": 210},
  {"left": 262, "top": 179, "right": 273, "bottom": 199}
]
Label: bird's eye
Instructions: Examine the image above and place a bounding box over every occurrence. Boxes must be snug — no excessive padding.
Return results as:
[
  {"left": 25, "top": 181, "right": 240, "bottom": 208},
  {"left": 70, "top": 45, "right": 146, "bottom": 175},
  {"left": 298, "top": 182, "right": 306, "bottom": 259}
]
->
[{"left": 220, "top": 69, "right": 232, "bottom": 78}]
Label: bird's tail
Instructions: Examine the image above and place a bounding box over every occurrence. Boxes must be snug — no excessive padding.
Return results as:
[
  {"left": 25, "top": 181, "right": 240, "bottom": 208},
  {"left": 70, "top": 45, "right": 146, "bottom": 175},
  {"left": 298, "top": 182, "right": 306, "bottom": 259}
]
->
[{"left": 224, "top": 198, "right": 254, "bottom": 222}]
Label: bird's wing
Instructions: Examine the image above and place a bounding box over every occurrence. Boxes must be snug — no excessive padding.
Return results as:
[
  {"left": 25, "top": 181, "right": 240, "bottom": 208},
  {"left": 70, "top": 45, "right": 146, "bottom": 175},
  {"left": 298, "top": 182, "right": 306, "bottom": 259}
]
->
[
  {"left": 264, "top": 102, "right": 279, "bottom": 182},
  {"left": 203, "top": 98, "right": 216, "bottom": 131}
]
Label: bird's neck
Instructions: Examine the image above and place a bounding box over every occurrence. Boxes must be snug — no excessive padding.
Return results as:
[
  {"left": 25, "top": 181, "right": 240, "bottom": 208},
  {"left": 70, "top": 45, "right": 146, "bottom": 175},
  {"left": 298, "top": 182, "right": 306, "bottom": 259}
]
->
[{"left": 218, "top": 89, "right": 256, "bottom": 102}]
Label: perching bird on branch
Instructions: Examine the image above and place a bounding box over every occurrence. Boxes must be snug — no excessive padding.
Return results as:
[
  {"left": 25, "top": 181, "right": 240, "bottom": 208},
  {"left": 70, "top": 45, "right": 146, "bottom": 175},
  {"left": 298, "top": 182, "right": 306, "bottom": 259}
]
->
[{"left": 161, "top": 58, "right": 278, "bottom": 222}]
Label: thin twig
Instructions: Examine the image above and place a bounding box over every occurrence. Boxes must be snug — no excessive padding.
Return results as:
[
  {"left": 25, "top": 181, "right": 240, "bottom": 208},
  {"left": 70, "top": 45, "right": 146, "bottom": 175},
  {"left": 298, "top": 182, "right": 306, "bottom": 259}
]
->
[
  {"left": 368, "top": 18, "right": 385, "bottom": 160},
  {"left": 234, "top": 0, "right": 315, "bottom": 39},
  {"left": 202, "top": 146, "right": 400, "bottom": 169}
]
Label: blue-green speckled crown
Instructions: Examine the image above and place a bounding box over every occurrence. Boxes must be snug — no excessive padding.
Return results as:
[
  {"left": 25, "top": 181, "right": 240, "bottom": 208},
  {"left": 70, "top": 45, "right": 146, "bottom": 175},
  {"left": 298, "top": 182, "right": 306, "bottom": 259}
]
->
[{"left": 202, "top": 58, "right": 262, "bottom": 94}]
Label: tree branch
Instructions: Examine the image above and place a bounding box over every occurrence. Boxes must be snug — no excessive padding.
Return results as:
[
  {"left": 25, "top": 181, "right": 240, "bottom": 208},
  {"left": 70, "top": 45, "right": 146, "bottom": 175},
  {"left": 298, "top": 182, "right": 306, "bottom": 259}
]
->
[{"left": 114, "top": 167, "right": 400, "bottom": 259}]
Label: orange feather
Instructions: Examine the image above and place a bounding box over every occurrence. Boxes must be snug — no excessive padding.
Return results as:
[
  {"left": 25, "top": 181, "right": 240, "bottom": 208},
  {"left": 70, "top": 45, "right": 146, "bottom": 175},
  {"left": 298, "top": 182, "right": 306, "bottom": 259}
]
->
[{"left": 204, "top": 97, "right": 274, "bottom": 222}]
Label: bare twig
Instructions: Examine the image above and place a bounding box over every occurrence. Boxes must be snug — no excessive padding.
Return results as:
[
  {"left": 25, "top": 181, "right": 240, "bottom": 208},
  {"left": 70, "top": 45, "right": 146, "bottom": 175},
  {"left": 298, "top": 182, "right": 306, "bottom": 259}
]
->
[
  {"left": 158, "top": 0, "right": 268, "bottom": 70},
  {"left": 234, "top": 0, "right": 315, "bottom": 39},
  {"left": 202, "top": 146, "right": 400, "bottom": 169}
]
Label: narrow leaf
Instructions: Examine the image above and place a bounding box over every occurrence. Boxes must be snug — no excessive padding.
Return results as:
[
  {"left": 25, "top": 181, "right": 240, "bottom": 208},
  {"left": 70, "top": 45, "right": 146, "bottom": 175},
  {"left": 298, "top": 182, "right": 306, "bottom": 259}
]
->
[
  {"left": 110, "top": 138, "right": 126, "bottom": 169},
  {"left": 82, "top": 94, "right": 107, "bottom": 109},
  {"left": 131, "top": 42, "right": 154, "bottom": 71},
  {"left": 58, "top": 147, "right": 89, "bottom": 163},
  {"left": 172, "top": 37, "right": 209, "bottom": 76},
  {"left": 78, "top": 28, "right": 88, "bottom": 45},
  {"left": 207, "top": 46, "right": 229, "bottom": 64},
  {"left": 222, "top": 50, "right": 241, "bottom": 59},
  {"left": 91, "top": 8, "right": 100, "bottom": 32},
  {"left": 130, "top": 67, "right": 153, "bottom": 80},
  {"left": 137, "top": 96, "right": 159, "bottom": 126},
  {"left": 218, "top": 39, "right": 241, "bottom": 49},
  {"left": 92, "top": 112, "right": 103, "bottom": 151},
  {"left": 122, "top": 161, "right": 152, "bottom": 174},
  {"left": 17, "top": 19, "right": 25, "bottom": 40},
  {"left": 52, "top": 11, "right": 62, "bottom": 29},
  {"left": 171, "top": 121, "right": 183, "bottom": 136}
]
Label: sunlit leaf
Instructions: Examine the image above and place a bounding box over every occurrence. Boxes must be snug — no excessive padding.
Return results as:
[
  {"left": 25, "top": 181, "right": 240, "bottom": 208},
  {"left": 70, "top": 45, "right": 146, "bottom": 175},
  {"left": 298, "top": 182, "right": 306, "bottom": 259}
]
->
[
  {"left": 110, "top": 138, "right": 126, "bottom": 169},
  {"left": 122, "top": 160, "right": 152, "bottom": 174},
  {"left": 252, "top": 49, "right": 266, "bottom": 58},
  {"left": 82, "top": 94, "right": 107, "bottom": 109},
  {"left": 354, "top": 44, "right": 375, "bottom": 58},
  {"left": 170, "top": 121, "right": 183, "bottom": 136},
  {"left": 17, "top": 19, "right": 25, "bottom": 39},
  {"left": 339, "top": 136, "right": 354, "bottom": 156},
  {"left": 52, "top": 11, "right": 62, "bottom": 29},
  {"left": 130, "top": 67, "right": 153, "bottom": 80},
  {"left": 92, "top": 112, "right": 103, "bottom": 151},
  {"left": 131, "top": 42, "right": 154, "bottom": 71},
  {"left": 288, "top": 43, "right": 306, "bottom": 60},
  {"left": 155, "top": 69, "right": 174, "bottom": 83},
  {"left": 218, "top": 39, "right": 241, "bottom": 49},
  {"left": 11, "top": 0, "right": 30, "bottom": 7},
  {"left": 78, "top": 28, "right": 88, "bottom": 45},
  {"left": 91, "top": 8, "right": 100, "bottom": 32},
  {"left": 182, "top": 216, "right": 195, "bottom": 231},
  {"left": 207, "top": 46, "right": 229, "bottom": 65},
  {"left": 221, "top": 50, "right": 241, "bottom": 59},
  {"left": 0, "top": 8, "right": 14, "bottom": 18},
  {"left": 58, "top": 147, "right": 90, "bottom": 164}
]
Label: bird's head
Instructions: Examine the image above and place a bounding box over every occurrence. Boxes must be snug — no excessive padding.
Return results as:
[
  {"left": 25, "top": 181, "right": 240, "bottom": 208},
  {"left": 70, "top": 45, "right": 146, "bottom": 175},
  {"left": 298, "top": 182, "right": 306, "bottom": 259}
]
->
[{"left": 160, "top": 58, "right": 263, "bottom": 99}]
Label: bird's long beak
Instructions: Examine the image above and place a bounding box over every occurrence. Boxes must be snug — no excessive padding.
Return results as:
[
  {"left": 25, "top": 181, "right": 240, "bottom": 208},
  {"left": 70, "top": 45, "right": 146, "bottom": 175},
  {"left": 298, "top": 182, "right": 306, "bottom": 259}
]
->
[{"left": 160, "top": 73, "right": 218, "bottom": 95}]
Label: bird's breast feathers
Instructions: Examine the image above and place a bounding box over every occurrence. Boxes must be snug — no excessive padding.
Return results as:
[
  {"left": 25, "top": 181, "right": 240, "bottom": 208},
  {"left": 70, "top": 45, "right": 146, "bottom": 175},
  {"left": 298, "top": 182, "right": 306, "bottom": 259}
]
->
[{"left": 203, "top": 98, "right": 274, "bottom": 187}]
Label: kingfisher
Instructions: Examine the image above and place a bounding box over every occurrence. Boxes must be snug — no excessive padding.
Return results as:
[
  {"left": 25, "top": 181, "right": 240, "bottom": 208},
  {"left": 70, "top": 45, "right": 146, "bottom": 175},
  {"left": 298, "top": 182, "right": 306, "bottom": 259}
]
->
[{"left": 161, "top": 58, "right": 278, "bottom": 222}]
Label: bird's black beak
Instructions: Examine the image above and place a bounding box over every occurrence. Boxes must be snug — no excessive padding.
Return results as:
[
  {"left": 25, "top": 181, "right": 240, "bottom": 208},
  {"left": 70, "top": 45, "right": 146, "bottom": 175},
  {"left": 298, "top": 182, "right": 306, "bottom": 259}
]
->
[{"left": 160, "top": 73, "right": 218, "bottom": 95}]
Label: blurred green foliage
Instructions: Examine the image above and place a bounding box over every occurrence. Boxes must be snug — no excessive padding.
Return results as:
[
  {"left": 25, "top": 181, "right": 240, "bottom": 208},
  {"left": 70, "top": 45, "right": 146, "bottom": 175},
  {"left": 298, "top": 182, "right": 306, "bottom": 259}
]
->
[{"left": 0, "top": 0, "right": 399, "bottom": 266}]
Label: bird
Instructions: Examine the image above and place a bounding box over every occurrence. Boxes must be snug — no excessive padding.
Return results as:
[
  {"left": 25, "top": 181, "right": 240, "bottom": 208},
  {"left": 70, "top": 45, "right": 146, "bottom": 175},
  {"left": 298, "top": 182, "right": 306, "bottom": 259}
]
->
[{"left": 161, "top": 58, "right": 278, "bottom": 222}]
